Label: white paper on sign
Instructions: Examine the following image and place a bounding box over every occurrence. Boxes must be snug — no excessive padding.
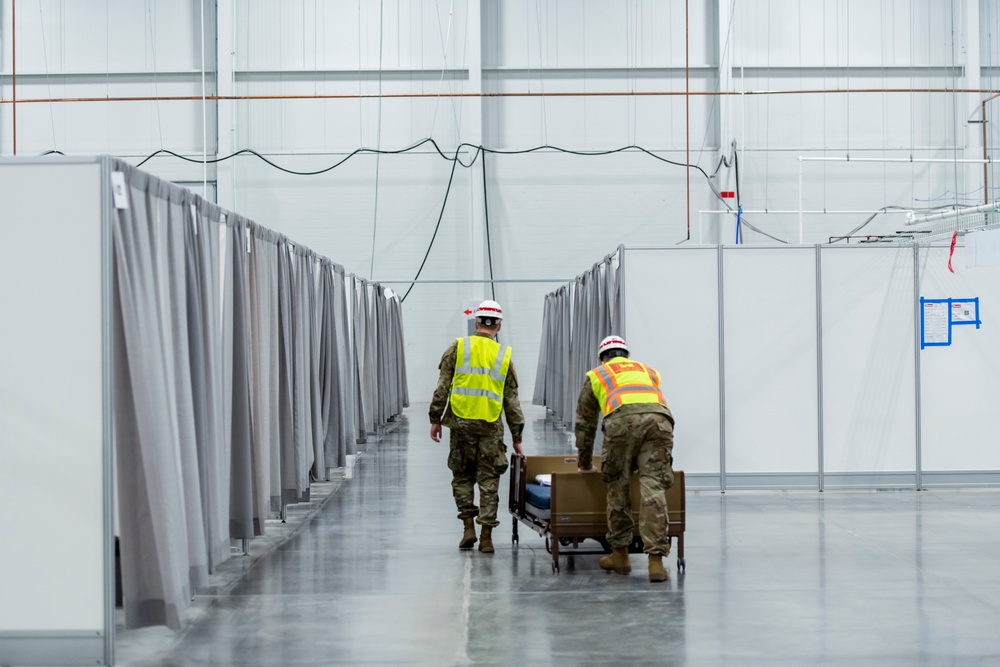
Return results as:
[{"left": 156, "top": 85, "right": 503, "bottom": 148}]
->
[
  {"left": 951, "top": 301, "right": 977, "bottom": 322},
  {"left": 110, "top": 171, "right": 129, "bottom": 210},
  {"left": 923, "top": 302, "right": 949, "bottom": 344}
]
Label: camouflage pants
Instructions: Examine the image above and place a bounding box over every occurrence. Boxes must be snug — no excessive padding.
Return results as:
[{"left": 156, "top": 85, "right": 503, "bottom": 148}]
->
[
  {"left": 601, "top": 412, "right": 674, "bottom": 554},
  {"left": 448, "top": 428, "right": 510, "bottom": 527}
]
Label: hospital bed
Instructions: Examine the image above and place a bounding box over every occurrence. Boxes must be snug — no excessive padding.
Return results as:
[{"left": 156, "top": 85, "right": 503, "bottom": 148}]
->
[{"left": 508, "top": 453, "right": 686, "bottom": 573}]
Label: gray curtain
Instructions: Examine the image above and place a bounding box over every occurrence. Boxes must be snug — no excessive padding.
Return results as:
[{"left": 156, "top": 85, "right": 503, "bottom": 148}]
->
[
  {"left": 308, "top": 255, "right": 326, "bottom": 479},
  {"left": 276, "top": 241, "right": 304, "bottom": 504},
  {"left": 291, "top": 248, "right": 316, "bottom": 491},
  {"left": 223, "top": 215, "right": 259, "bottom": 538},
  {"left": 112, "top": 165, "right": 197, "bottom": 630},
  {"left": 248, "top": 224, "right": 281, "bottom": 514},
  {"left": 333, "top": 266, "right": 360, "bottom": 459},
  {"left": 388, "top": 291, "right": 409, "bottom": 412},
  {"left": 109, "top": 162, "right": 409, "bottom": 631},
  {"left": 188, "top": 198, "right": 230, "bottom": 572},
  {"left": 354, "top": 279, "right": 376, "bottom": 439},
  {"left": 159, "top": 185, "right": 210, "bottom": 592},
  {"left": 536, "top": 248, "right": 623, "bottom": 432},
  {"left": 319, "top": 262, "right": 358, "bottom": 468}
]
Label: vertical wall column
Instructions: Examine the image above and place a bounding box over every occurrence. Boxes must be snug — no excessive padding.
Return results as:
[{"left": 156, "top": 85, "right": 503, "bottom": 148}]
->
[
  {"left": 216, "top": 0, "right": 236, "bottom": 211},
  {"left": 467, "top": 0, "right": 487, "bottom": 296}
]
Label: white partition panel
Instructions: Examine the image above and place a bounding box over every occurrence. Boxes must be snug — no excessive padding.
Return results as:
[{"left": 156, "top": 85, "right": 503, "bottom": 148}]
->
[
  {"left": 918, "top": 245, "right": 1000, "bottom": 480},
  {"left": 820, "top": 246, "right": 916, "bottom": 483},
  {"left": 0, "top": 160, "right": 111, "bottom": 665},
  {"left": 723, "top": 247, "right": 818, "bottom": 481},
  {"left": 622, "top": 247, "right": 721, "bottom": 480},
  {"left": 547, "top": 240, "right": 1000, "bottom": 491}
]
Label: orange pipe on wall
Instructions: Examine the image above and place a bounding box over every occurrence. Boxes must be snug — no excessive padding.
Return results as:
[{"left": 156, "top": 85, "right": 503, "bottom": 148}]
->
[{"left": 1, "top": 88, "right": 999, "bottom": 105}]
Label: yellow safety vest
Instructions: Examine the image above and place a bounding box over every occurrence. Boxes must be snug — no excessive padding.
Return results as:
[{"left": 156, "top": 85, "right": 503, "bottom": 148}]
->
[
  {"left": 450, "top": 336, "right": 512, "bottom": 421},
  {"left": 586, "top": 357, "right": 666, "bottom": 416}
]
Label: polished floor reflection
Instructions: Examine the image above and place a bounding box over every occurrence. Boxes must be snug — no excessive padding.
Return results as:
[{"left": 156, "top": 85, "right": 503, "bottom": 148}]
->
[{"left": 119, "top": 404, "right": 1000, "bottom": 666}]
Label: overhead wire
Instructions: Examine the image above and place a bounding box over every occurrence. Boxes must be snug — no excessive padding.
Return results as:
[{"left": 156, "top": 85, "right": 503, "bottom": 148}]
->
[
  {"left": 482, "top": 150, "right": 496, "bottom": 301},
  {"left": 126, "top": 136, "right": 735, "bottom": 295},
  {"left": 132, "top": 138, "right": 717, "bottom": 178},
  {"left": 399, "top": 146, "right": 470, "bottom": 303}
]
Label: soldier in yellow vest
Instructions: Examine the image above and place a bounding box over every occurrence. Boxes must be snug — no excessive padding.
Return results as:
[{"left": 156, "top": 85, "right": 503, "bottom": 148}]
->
[
  {"left": 430, "top": 300, "right": 525, "bottom": 553},
  {"left": 575, "top": 335, "right": 675, "bottom": 582}
]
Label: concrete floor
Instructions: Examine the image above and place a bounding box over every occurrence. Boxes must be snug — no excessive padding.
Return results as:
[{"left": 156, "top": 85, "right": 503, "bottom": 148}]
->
[{"left": 117, "top": 404, "right": 1000, "bottom": 666}]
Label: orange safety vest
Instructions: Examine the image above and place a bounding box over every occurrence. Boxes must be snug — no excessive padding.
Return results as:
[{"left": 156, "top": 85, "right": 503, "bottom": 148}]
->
[{"left": 586, "top": 357, "right": 666, "bottom": 416}]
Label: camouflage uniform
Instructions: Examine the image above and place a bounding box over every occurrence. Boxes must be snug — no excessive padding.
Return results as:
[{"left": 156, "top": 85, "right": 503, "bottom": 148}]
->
[
  {"left": 430, "top": 333, "right": 525, "bottom": 528},
  {"left": 575, "top": 376, "right": 674, "bottom": 555}
]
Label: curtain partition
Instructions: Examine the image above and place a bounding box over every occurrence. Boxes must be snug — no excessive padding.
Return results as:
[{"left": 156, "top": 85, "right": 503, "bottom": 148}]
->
[
  {"left": 352, "top": 278, "right": 410, "bottom": 442},
  {"left": 535, "top": 248, "right": 624, "bottom": 431},
  {"left": 109, "top": 159, "right": 407, "bottom": 630}
]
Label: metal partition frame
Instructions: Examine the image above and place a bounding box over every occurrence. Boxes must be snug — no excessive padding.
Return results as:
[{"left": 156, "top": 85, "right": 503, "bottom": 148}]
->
[{"left": 537, "top": 242, "right": 1000, "bottom": 491}]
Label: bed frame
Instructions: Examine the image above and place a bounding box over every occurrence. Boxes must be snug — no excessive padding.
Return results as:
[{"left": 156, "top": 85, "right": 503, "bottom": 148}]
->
[{"left": 508, "top": 453, "right": 686, "bottom": 573}]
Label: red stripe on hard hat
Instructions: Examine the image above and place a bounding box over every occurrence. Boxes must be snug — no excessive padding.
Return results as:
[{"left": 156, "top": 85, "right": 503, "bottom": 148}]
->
[{"left": 478, "top": 307, "right": 502, "bottom": 313}]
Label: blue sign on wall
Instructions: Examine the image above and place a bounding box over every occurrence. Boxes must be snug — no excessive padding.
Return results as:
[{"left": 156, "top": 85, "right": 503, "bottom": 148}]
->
[{"left": 920, "top": 297, "right": 981, "bottom": 349}]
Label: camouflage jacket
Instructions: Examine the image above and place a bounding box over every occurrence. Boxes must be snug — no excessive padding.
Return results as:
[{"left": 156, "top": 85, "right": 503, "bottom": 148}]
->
[
  {"left": 574, "top": 364, "right": 673, "bottom": 470},
  {"left": 429, "top": 333, "right": 525, "bottom": 442}
]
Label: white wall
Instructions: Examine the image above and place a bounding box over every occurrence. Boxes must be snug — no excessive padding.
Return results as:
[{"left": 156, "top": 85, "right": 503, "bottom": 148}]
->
[
  {"left": 619, "top": 242, "right": 1000, "bottom": 488},
  {"left": 2, "top": 0, "right": 998, "bottom": 398},
  {"left": 0, "top": 160, "right": 109, "bottom": 664}
]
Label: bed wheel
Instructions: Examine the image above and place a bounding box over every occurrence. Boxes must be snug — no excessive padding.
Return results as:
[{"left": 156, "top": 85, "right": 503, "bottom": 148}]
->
[
  {"left": 677, "top": 558, "right": 686, "bottom": 572},
  {"left": 512, "top": 533, "right": 519, "bottom": 545},
  {"left": 551, "top": 560, "right": 559, "bottom": 573}
]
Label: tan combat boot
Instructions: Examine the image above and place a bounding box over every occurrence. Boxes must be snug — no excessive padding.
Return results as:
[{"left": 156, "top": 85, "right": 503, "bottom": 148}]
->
[
  {"left": 599, "top": 547, "right": 632, "bottom": 574},
  {"left": 459, "top": 518, "right": 477, "bottom": 550},
  {"left": 648, "top": 554, "right": 668, "bottom": 582},
  {"left": 478, "top": 526, "right": 494, "bottom": 553}
]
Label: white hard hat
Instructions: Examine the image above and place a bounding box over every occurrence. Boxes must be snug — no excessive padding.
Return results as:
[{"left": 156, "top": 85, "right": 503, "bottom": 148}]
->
[
  {"left": 473, "top": 299, "right": 504, "bottom": 320},
  {"left": 598, "top": 335, "right": 629, "bottom": 357}
]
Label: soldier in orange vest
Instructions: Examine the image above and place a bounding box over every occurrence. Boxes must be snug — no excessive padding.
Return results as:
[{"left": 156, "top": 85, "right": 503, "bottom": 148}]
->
[{"left": 575, "top": 335, "right": 675, "bottom": 582}]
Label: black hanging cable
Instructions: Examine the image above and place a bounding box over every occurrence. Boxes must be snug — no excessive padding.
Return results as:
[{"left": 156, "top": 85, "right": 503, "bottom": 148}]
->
[
  {"left": 129, "top": 137, "right": 763, "bottom": 254},
  {"left": 482, "top": 150, "right": 496, "bottom": 301},
  {"left": 399, "top": 147, "right": 471, "bottom": 303},
  {"left": 131, "top": 138, "right": 712, "bottom": 179}
]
